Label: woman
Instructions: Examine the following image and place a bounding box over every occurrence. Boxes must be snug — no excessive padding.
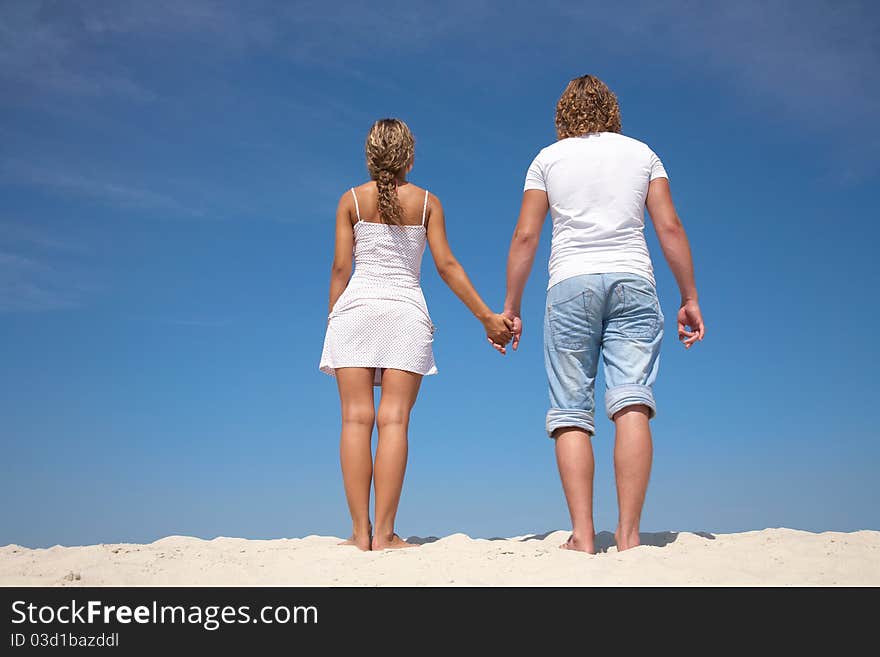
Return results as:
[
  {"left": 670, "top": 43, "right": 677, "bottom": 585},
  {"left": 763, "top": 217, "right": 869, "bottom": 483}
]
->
[{"left": 320, "top": 118, "right": 512, "bottom": 551}]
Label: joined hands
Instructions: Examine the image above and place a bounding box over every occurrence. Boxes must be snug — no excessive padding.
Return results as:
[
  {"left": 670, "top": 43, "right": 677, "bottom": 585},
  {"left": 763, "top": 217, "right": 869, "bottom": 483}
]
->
[
  {"left": 485, "top": 309, "right": 522, "bottom": 356},
  {"left": 483, "top": 313, "right": 514, "bottom": 355}
]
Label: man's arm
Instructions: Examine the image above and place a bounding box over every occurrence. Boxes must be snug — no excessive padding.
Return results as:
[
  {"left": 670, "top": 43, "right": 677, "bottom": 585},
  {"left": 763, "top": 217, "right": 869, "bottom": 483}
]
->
[
  {"left": 502, "top": 189, "right": 549, "bottom": 350},
  {"left": 645, "top": 177, "right": 705, "bottom": 348}
]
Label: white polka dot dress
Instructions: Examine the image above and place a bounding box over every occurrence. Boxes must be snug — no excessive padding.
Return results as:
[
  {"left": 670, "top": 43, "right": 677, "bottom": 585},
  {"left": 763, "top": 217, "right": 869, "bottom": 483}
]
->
[{"left": 319, "top": 188, "right": 437, "bottom": 386}]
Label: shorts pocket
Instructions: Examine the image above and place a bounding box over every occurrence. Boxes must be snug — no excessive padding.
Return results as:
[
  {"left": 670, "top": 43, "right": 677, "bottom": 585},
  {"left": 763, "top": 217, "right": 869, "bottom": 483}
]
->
[
  {"left": 548, "top": 290, "right": 591, "bottom": 351},
  {"left": 616, "top": 281, "right": 661, "bottom": 339}
]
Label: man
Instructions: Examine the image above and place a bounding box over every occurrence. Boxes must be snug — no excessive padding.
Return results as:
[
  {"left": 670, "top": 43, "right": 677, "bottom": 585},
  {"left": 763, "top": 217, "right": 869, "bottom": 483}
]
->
[{"left": 501, "top": 74, "right": 705, "bottom": 554}]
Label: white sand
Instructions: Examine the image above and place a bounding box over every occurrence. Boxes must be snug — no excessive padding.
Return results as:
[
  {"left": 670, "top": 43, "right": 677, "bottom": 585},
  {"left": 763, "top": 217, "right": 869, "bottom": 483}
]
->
[{"left": 2, "top": 528, "right": 878, "bottom": 586}]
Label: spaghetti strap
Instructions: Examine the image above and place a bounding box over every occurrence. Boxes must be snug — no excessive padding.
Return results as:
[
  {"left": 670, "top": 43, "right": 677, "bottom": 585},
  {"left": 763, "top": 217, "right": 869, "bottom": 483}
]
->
[
  {"left": 350, "top": 188, "right": 361, "bottom": 222},
  {"left": 421, "top": 189, "right": 429, "bottom": 226}
]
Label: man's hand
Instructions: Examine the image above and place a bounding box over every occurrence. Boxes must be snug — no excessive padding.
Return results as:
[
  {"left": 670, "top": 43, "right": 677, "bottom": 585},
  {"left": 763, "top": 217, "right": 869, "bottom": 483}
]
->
[
  {"left": 502, "top": 310, "right": 522, "bottom": 351},
  {"left": 678, "top": 299, "right": 705, "bottom": 349}
]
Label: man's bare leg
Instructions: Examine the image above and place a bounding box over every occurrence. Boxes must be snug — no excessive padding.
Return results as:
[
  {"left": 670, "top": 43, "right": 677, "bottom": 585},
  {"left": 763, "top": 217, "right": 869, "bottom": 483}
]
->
[
  {"left": 613, "top": 405, "right": 653, "bottom": 551},
  {"left": 554, "top": 427, "right": 596, "bottom": 554}
]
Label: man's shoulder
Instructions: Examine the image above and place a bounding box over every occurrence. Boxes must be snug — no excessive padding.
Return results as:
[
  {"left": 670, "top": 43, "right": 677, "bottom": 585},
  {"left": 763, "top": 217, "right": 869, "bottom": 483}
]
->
[
  {"left": 612, "top": 133, "right": 657, "bottom": 157},
  {"left": 530, "top": 141, "right": 556, "bottom": 159},
  {"left": 530, "top": 139, "right": 570, "bottom": 163},
  {"left": 531, "top": 134, "right": 658, "bottom": 167},
  {"left": 536, "top": 133, "right": 653, "bottom": 153}
]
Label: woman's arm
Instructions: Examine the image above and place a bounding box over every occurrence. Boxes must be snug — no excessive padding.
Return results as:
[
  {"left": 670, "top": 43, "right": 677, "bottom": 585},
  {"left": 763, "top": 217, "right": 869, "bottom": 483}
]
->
[
  {"left": 645, "top": 178, "right": 705, "bottom": 348},
  {"left": 425, "top": 193, "right": 513, "bottom": 349},
  {"left": 327, "top": 192, "right": 355, "bottom": 315}
]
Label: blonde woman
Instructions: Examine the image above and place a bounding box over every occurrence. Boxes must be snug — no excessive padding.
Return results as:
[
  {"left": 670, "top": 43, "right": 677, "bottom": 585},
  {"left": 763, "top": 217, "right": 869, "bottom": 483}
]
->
[{"left": 320, "top": 118, "right": 513, "bottom": 551}]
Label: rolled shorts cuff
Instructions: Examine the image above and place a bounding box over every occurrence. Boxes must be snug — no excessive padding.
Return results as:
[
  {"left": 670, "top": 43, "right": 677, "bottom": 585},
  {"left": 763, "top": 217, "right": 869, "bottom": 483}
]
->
[
  {"left": 546, "top": 409, "right": 595, "bottom": 438},
  {"left": 605, "top": 384, "right": 656, "bottom": 420}
]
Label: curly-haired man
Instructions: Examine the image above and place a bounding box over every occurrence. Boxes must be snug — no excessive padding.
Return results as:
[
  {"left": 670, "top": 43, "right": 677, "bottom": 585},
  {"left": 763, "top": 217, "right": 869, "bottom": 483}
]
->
[{"left": 501, "top": 74, "right": 706, "bottom": 554}]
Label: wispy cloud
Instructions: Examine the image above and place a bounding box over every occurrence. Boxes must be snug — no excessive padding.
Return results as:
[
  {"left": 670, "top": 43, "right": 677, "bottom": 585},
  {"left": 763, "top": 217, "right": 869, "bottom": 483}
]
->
[
  {"left": 0, "top": 1, "right": 278, "bottom": 101},
  {"left": 0, "top": 1, "right": 488, "bottom": 104},
  {"left": 0, "top": 2, "right": 154, "bottom": 100},
  {"left": 556, "top": 1, "right": 880, "bottom": 169},
  {"left": 0, "top": 219, "right": 100, "bottom": 312},
  {"left": 128, "top": 315, "right": 233, "bottom": 328},
  {"left": 0, "top": 159, "right": 206, "bottom": 217},
  {"left": 0, "top": 221, "right": 88, "bottom": 254},
  {"left": 2, "top": 0, "right": 876, "bottom": 199},
  {"left": 5, "top": 1, "right": 876, "bottom": 128}
]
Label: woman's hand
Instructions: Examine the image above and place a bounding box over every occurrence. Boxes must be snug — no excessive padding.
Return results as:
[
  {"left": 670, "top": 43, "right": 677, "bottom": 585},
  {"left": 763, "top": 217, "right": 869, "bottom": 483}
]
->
[{"left": 483, "top": 313, "right": 514, "bottom": 354}]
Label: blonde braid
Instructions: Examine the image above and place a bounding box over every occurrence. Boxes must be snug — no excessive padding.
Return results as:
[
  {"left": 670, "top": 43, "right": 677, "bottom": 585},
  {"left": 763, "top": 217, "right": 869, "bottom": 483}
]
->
[{"left": 365, "top": 118, "right": 415, "bottom": 225}]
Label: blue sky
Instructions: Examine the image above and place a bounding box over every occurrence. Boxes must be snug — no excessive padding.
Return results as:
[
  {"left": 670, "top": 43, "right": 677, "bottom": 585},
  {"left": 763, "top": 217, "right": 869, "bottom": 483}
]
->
[{"left": 2, "top": 1, "right": 878, "bottom": 547}]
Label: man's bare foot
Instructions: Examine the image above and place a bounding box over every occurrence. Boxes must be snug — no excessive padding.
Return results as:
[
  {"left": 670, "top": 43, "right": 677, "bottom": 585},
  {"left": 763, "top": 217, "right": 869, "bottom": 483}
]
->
[
  {"left": 372, "top": 533, "right": 419, "bottom": 550},
  {"left": 559, "top": 533, "right": 595, "bottom": 554},
  {"left": 614, "top": 528, "right": 641, "bottom": 552}
]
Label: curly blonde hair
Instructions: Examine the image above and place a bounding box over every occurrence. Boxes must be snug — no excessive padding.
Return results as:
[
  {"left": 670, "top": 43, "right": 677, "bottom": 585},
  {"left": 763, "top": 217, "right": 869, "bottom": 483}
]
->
[
  {"left": 365, "top": 118, "right": 415, "bottom": 225},
  {"left": 555, "top": 75, "right": 621, "bottom": 140}
]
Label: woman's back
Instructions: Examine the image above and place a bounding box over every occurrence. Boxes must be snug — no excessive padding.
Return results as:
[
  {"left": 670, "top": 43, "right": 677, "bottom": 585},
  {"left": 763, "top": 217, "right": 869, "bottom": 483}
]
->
[
  {"left": 349, "top": 181, "right": 429, "bottom": 227},
  {"left": 349, "top": 182, "right": 430, "bottom": 288}
]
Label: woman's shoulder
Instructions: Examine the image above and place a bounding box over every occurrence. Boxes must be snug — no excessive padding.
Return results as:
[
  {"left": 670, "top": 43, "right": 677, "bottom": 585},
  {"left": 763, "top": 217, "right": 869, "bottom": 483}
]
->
[
  {"left": 346, "top": 180, "right": 433, "bottom": 194},
  {"left": 404, "top": 182, "right": 437, "bottom": 200},
  {"left": 403, "top": 183, "right": 441, "bottom": 220},
  {"left": 411, "top": 186, "right": 441, "bottom": 212},
  {"left": 403, "top": 181, "right": 431, "bottom": 198},
  {"left": 401, "top": 184, "right": 442, "bottom": 224},
  {"left": 338, "top": 182, "right": 375, "bottom": 208},
  {"left": 351, "top": 181, "right": 376, "bottom": 194}
]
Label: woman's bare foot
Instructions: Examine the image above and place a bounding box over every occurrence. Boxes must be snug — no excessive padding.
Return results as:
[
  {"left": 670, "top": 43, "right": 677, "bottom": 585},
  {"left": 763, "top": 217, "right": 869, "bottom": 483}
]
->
[
  {"left": 338, "top": 534, "right": 371, "bottom": 551},
  {"left": 614, "top": 528, "right": 641, "bottom": 552},
  {"left": 338, "top": 523, "right": 372, "bottom": 551},
  {"left": 372, "top": 533, "right": 419, "bottom": 550},
  {"left": 559, "top": 533, "right": 595, "bottom": 554}
]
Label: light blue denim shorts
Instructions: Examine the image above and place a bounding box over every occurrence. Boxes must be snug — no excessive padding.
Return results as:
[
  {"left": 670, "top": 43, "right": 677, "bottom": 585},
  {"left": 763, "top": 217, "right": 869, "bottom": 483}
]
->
[{"left": 543, "top": 272, "right": 664, "bottom": 437}]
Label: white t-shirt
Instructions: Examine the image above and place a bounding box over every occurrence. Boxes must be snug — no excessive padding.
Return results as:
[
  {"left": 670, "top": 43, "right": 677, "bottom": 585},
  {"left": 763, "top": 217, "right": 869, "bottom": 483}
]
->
[{"left": 524, "top": 132, "right": 668, "bottom": 289}]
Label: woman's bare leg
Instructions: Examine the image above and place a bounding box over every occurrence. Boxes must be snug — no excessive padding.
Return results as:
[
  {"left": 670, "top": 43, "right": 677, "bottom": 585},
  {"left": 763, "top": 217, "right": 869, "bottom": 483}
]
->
[
  {"left": 612, "top": 405, "right": 653, "bottom": 551},
  {"left": 372, "top": 368, "right": 421, "bottom": 550},
  {"left": 335, "top": 367, "right": 376, "bottom": 551},
  {"left": 554, "top": 428, "right": 596, "bottom": 554}
]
